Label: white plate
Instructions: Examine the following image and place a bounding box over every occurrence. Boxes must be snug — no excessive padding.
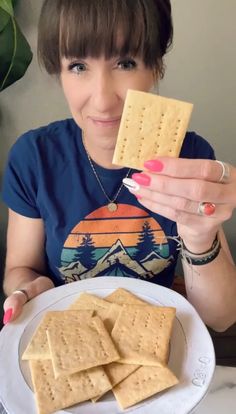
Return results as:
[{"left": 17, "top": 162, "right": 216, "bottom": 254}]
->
[{"left": 0, "top": 277, "right": 215, "bottom": 414}]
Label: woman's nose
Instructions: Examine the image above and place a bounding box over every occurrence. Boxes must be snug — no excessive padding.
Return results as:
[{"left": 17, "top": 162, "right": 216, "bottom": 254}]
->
[{"left": 91, "top": 74, "right": 119, "bottom": 113}]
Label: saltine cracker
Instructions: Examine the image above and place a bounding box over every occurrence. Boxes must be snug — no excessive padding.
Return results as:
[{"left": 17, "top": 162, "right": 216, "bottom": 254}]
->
[{"left": 112, "top": 89, "right": 193, "bottom": 169}]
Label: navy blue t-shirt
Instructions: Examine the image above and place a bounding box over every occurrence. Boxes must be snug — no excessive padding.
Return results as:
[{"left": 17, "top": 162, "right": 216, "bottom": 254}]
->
[{"left": 2, "top": 119, "right": 215, "bottom": 287}]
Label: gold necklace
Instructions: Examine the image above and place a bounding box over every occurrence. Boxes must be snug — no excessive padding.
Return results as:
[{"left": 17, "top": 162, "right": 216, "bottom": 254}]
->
[{"left": 82, "top": 133, "right": 131, "bottom": 212}]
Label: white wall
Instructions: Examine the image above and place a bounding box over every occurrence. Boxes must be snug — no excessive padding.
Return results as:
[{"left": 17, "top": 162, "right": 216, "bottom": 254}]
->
[
  {"left": 160, "top": 0, "right": 236, "bottom": 255},
  {"left": 1, "top": 0, "right": 236, "bottom": 266}
]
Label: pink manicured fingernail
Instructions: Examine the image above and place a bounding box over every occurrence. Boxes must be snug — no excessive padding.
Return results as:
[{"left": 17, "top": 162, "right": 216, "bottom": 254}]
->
[
  {"left": 132, "top": 173, "right": 151, "bottom": 186},
  {"left": 144, "top": 159, "right": 164, "bottom": 172},
  {"left": 135, "top": 194, "right": 142, "bottom": 200},
  {"left": 3, "top": 308, "right": 13, "bottom": 325}
]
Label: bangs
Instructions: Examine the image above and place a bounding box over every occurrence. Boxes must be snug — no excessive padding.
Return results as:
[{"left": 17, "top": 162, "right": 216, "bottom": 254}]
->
[
  {"left": 38, "top": 0, "right": 172, "bottom": 75},
  {"left": 60, "top": 0, "right": 161, "bottom": 66}
]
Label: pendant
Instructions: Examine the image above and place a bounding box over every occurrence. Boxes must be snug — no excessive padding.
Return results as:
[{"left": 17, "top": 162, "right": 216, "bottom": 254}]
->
[{"left": 108, "top": 202, "right": 118, "bottom": 212}]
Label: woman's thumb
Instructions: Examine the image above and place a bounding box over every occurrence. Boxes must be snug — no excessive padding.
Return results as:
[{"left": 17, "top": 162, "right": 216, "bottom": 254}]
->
[{"left": 3, "top": 293, "right": 27, "bottom": 324}]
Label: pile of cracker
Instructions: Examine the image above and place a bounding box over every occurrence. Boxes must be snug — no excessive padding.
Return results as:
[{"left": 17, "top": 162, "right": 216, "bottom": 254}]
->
[{"left": 22, "top": 288, "right": 179, "bottom": 414}]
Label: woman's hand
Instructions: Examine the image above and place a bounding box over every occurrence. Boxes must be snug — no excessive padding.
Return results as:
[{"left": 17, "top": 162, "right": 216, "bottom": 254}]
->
[
  {"left": 123, "top": 158, "right": 235, "bottom": 252},
  {"left": 3, "top": 276, "right": 54, "bottom": 324}
]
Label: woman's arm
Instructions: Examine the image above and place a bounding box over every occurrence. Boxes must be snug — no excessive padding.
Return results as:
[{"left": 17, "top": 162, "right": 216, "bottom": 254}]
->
[
  {"left": 3, "top": 209, "right": 54, "bottom": 323},
  {"left": 124, "top": 157, "right": 236, "bottom": 332},
  {"left": 182, "top": 227, "right": 236, "bottom": 332}
]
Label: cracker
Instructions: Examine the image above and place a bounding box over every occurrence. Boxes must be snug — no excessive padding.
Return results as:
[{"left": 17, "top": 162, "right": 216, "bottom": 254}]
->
[
  {"left": 30, "top": 359, "right": 111, "bottom": 414},
  {"left": 47, "top": 315, "right": 120, "bottom": 378},
  {"left": 103, "top": 302, "right": 122, "bottom": 333},
  {"left": 69, "top": 292, "right": 112, "bottom": 320},
  {"left": 104, "top": 361, "right": 139, "bottom": 387},
  {"left": 22, "top": 310, "right": 93, "bottom": 360},
  {"left": 105, "top": 288, "right": 149, "bottom": 305},
  {"left": 112, "top": 89, "right": 193, "bottom": 169},
  {"left": 69, "top": 292, "right": 122, "bottom": 332},
  {"left": 92, "top": 302, "right": 139, "bottom": 402},
  {"left": 113, "top": 364, "right": 179, "bottom": 409},
  {"left": 111, "top": 305, "right": 176, "bottom": 365},
  {"left": 92, "top": 361, "right": 139, "bottom": 402}
]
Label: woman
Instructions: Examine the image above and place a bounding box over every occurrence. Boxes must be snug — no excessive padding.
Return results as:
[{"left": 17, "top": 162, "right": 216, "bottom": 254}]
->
[{"left": 2, "top": 0, "right": 236, "bottom": 331}]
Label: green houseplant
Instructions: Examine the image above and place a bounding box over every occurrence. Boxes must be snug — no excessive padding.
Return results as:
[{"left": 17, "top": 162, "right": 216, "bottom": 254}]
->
[
  {"left": 0, "top": 0, "right": 33, "bottom": 92},
  {"left": 0, "top": 0, "right": 33, "bottom": 325}
]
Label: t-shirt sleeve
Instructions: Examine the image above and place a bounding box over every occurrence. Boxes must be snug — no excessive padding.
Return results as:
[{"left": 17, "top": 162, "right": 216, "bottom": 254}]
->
[
  {"left": 2, "top": 132, "right": 41, "bottom": 218},
  {"left": 180, "top": 131, "right": 216, "bottom": 160}
]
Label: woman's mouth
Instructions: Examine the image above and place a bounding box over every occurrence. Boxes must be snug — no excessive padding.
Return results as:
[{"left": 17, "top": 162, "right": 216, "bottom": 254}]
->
[{"left": 90, "top": 116, "right": 121, "bottom": 128}]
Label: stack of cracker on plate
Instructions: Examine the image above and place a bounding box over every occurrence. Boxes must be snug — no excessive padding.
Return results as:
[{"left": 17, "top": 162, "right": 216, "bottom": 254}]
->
[
  {"left": 22, "top": 288, "right": 179, "bottom": 414},
  {"left": 112, "top": 89, "right": 193, "bottom": 169}
]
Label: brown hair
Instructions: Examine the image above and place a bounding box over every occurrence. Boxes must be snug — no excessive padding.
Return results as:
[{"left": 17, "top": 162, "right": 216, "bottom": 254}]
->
[{"left": 38, "top": 0, "right": 173, "bottom": 78}]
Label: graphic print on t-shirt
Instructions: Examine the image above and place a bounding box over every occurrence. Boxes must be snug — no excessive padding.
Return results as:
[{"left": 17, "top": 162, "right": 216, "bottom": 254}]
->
[{"left": 59, "top": 204, "right": 173, "bottom": 283}]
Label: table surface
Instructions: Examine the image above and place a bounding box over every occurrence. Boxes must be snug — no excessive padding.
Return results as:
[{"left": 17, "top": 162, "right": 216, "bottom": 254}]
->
[
  {"left": 193, "top": 365, "right": 236, "bottom": 413},
  {"left": 0, "top": 365, "right": 235, "bottom": 414}
]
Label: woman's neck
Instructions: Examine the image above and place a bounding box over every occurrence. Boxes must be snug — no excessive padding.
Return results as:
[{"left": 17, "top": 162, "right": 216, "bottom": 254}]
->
[{"left": 82, "top": 134, "right": 122, "bottom": 169}]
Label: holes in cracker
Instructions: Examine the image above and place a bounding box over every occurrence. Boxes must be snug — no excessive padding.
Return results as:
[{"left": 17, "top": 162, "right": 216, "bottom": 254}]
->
[
  {"left": 57, "top": 354, "right": 64, "bottom": 369},
  {"left": 131, "top": 310, "right": 138, "bottom": 326},
  {"left": 49, "top": 390, "right": 55, "bottom": 401},
  {"left": 86, "top": 373, "right": 95, "bottom": 388},
  {"left": 41, "top": 365, "right": 47, "bottom": 376},
  {"left": 125, "top": 114, "right": 131, "bottom": 128},
  {"left": 154, "top": 143, "right": 160, "bottom": 154},
  {"left": 65, "top": 379, "right": 73, "bottom": 392},
  {"left": 144, "top": 313, "right": 151, "bottom": 328},
  {"left": 172, "top": 127, "right": 179, "bottom": 144},
  {"left": 136, "top": 334, "right": 143, "bottom": 351},
  {"left": 120, "top": 141, "right": 127, "bottom": 160},
  {"left": 137, "top": 137, "right": 144, "bottom": 158},
  {"left": 74, "top": 348, "right": 81, "bottom": 361}
]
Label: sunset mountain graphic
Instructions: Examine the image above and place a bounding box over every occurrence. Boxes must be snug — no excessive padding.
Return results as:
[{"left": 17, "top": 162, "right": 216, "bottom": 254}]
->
[{"left": 59, "top": 204, "right": 172, "bottom": 283}]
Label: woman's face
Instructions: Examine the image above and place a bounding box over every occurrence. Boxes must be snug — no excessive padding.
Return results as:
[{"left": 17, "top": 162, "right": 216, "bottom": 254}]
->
[{"left": 60, "top": 56, "right": 155, "bottom": 150}]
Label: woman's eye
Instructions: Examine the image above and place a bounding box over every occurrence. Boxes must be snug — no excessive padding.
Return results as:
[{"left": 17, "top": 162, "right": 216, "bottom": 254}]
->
[
  {"left": 117, "top": 59, "right": 137, "bottom": 70},
  {"left": 68, "top": 62, "right": 86, "bottom": 74}
]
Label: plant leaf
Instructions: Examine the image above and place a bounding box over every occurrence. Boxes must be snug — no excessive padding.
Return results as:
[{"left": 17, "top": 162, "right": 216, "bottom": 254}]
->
[
  {"left": 0, "top": 7, "right": 10, "bottom": 31},
  {"left": 0, "top": 0, "right": 13, "bottom": 17},
  {"left": 0, "top": 16, "right": 33, "bottom": 91}
]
